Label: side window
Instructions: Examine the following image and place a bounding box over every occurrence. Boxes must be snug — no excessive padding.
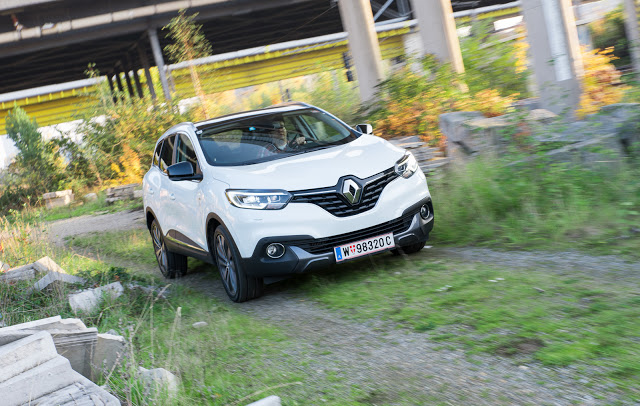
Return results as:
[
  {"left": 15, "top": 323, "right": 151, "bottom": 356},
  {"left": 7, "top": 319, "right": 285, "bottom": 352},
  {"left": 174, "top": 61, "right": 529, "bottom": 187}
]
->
[
  {"left": 152, "top": 141, "right": 163, "bottom": 167},
  {"left": 159, "top": 135, "right": 176, "bottom": 173},
  {"left": 175, "top": 133, "right": 200, "bottom": 173}
]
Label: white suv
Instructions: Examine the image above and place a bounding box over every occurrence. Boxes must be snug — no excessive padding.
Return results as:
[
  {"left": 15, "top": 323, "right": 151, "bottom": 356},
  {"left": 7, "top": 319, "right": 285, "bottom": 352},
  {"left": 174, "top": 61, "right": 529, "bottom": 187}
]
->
[{"left": 143, "top": 102, "right": 434, "bottom": 302}]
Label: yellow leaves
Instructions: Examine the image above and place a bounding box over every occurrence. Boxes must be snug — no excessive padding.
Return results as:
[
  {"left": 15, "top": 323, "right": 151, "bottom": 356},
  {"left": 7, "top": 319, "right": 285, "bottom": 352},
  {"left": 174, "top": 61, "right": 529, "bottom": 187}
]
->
[{"left": 577, "top": 46, "right": 628, "bottom": 118}]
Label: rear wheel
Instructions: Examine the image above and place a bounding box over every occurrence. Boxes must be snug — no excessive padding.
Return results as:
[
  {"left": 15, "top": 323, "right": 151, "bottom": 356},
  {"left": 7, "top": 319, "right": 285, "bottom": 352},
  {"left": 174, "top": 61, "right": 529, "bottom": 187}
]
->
[
  {"left": 150, "top": 219, "right": 187, "bottom": 279},
  {"left": 212, "top": 225, "right": 263, "bottom": 302}
]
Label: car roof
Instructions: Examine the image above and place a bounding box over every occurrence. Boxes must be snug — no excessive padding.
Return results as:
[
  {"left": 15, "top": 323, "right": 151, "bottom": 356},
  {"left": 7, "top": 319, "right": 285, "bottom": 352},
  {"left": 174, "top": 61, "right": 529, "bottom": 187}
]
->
[{"left": 195, "top": 102, "right": 313, "bottom": 129}]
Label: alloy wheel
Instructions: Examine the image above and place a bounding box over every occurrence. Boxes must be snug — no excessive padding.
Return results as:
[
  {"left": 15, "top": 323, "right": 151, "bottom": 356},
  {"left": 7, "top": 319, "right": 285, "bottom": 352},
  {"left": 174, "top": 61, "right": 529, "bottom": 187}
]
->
[
  {"left": 215, "top": 233, "right": 238, "bottom": 297},
  {"left": 151, "top": 223, "right": 169, "bottom": 277}
]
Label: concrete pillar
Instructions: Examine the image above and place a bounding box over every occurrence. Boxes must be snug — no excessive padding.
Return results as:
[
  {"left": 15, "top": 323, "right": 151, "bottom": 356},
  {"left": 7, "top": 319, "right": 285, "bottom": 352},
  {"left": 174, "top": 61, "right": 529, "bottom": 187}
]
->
[
  {"left": 148, "top": 27, "right": 171, "bottom": 100},
  {"left": 123, "top": 68, "right": 135, "bottom": 99},
  {"left": 137, "top": 45, "right": 157, "bottom": 100},
  {"left": 624, "top": 0, "right": 640, "bottom": 80},
  {"left": 338, "top": 0, "right": 384, "bottom": 102},
  {"left": 114, "top": 72, "right": 124, "bottom": 94},
  {"left": 127, "top": 54, "right": 144, "bottom": 98},
  {"left": 106, "top": 74, "right": 117, "bottom": 104},
  {"left": 410, "top": 0, "right": 464, "bottom": 73},
  {"left": 521, "top": 0, "right": 584, "bottom": 115}
]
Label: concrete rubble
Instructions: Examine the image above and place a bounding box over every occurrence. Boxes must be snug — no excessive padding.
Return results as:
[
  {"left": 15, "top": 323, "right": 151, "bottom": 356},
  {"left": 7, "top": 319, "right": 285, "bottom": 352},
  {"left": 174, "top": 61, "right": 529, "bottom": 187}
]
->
[
  {"left": 0, "top": 318, "right": 120, "bottom": 406},
  {"left": 68, "top": 282, "right": 124, "bottom": 314},
  {"left": 43, "top": 189, "right": 74, "bottom": 209},
  {"left": 439, "top": 103, "right": 640, "bottom": 166},
  {"left": 0, "top": 257, "right": 86, "bottom": 291},
  {"left": 105, "top": 183, "right": 139, "bottom": 205},
  {"left": 138, "top": 366, "right": 180, "bottom": 401},
  {"left": 247, "top": 395, "right": 282, "bottom": 406}
]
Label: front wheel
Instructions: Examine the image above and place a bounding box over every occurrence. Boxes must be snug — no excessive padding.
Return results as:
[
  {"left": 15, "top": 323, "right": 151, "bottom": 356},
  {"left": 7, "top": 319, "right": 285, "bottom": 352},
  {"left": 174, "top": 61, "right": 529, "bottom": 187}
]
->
[
  {"left": 212, "top": 225, "right": 264, "bottom": 302},
  {"left": 150, "top": 219, "right": 187, "bottom": 279}
]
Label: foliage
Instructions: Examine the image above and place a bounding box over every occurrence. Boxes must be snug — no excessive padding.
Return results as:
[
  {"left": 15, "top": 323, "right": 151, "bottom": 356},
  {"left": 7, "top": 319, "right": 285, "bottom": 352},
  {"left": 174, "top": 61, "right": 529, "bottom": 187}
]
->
[
  {"left": 577, "top": 47, "right": 628, "bottom": 118},
  {"left": 431, "top": 155, "right": 640, "bottom": 253},
  {"left": 589, "top": 6, "right": 630, "bottom": 68},
  {"left": 460, "top": 21, "right": 530, "bottom": 97},
  {"left": 79, "top": 74, "right": 195, "bottom": 186},
  {"left": 0, "top": 105, "right": 66, "bottom": 212},
  {"left": 164, "top": 9, "right": 213, "bottom": 118},
  {"left": 163, "top": 9, "right": 213, "bottom": 64},
  {"left": 292, "top": 71, "right": 362, "bottom": 125},
  {"left": 371, "top": 56, "right": 516, "bottom": 146}
]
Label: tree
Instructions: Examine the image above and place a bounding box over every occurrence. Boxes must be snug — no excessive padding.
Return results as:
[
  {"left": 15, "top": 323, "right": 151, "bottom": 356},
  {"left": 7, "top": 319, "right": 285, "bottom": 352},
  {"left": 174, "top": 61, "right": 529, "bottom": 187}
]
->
[{"left": 164, "top": 9, "right": 213, "bottom": 118}]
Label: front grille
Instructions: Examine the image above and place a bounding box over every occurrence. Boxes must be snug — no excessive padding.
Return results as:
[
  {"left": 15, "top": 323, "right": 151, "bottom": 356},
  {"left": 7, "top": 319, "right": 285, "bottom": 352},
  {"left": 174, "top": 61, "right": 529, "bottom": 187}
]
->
[
  {"left": 292, "top": 210, "right": 416, "bottom": 254},
  {"left": 291, "top": 168, "right": 398, "bottom": 217}
]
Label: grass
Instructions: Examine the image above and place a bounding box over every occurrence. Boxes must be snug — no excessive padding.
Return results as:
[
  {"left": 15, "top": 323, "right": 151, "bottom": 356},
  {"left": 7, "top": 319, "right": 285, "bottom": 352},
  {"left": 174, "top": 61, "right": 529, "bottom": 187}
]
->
[
  {"left": 69, "top": 228, "right": 156, "bottom": 267},
  {"left": 428, "top": 155, "right": 640, "bottom": 256},
  {"left": 70, "top": 227, "right": 640, "bottom": 400},
  {"left": 295, "top": 252, "right": 640, "bottom": 398},
  {"left": 0, "top": 217, "right": 378, "bottom": 405},
  {"left": 3, "top": 192, "right": 142, "bottom": 225}
]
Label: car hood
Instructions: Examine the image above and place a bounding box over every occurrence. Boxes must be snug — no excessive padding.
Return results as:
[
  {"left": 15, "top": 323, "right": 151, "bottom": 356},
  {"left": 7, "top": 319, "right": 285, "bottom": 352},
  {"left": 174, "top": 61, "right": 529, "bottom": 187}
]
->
[{"left": 210, "top": 134, "right": 406, "bottom": 190}]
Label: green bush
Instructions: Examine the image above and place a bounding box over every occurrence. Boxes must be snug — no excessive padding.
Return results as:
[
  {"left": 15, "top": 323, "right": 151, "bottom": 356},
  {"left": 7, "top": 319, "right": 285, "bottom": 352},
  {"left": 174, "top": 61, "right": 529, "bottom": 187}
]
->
[
  {"left": 0, "top": 105, "right": 66, "bottom": 212},
  {"left": 460, "top": 21, "right": 530, "bottom": 97},
  {"left": 78, "top": 76, "right": 196, "bottom": 186},
  {"left": 590, "top": 6, "right": 630, "bottom": 68}
]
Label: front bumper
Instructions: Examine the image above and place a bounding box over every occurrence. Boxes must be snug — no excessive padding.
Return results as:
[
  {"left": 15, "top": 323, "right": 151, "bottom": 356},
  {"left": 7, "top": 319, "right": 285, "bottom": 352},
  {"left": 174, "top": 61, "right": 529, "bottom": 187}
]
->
[{"left": 240, "top": 197, "right": 434, "bottom": 277}]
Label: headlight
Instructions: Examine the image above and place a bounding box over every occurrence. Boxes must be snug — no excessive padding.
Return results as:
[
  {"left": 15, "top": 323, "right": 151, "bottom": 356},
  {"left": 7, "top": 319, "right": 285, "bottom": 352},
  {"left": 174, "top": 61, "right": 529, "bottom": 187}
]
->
[
  {"left": 226, "top": 190, "right": 292, "bottom": 210},
  {"left": 395, "top": 152, "right": 419, "bottom": 178}
]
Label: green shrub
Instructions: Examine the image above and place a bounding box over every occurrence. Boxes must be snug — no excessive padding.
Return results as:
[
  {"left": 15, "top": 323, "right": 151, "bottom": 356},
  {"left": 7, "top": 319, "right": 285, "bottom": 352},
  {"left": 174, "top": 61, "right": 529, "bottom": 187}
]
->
[
  {"left": 460, "top": 21, "right": 530, "bottom": 97},
  {"left": 370, "top": 56, "right": 516, "bottom": 146},
  {"left": 78, "top": 76, "right": 196, "bottom": 186},
  {"left": 0, "top": 105, "right": 66, "bottom": 212},
  {"left": 590, "top": 6, "right": 630, "bottom": 68}
]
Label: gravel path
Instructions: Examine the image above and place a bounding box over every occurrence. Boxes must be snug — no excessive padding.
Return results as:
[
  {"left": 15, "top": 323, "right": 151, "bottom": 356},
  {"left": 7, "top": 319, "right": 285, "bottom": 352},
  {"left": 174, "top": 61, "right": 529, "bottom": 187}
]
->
[
  {"left": 50, "top": 210, "right": 638, "bottom": 405},
  {"left": 47, "top": 209, "right": 146, "bottom": 246}
]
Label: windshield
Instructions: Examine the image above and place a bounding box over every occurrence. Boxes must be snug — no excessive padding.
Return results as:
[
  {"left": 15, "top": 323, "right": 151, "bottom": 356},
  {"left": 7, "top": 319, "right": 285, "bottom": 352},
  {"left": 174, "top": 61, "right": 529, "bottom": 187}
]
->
[{"left": 197, "top": 108, "right": 357, "bottom": 166}]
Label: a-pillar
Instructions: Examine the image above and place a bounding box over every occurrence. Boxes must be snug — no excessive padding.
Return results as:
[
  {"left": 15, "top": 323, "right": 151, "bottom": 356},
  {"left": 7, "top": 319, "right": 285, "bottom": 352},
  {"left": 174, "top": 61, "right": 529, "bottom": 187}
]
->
[
  {"left": 338, "top": 0, "right": 384, "bottom": 102},
  {"left": 148, "top": 27, "right": 171, "bottom": 100},
  {"left": 624, "top": 0, "right": 640, "bottom": 80},
  {"left": 410, "top": 0, "right": 464, "bottom": 73},
  {"left": 521, "top": 0, "right": 584, "bottom": 115},
  {"left": 137, "top": 45, "right": 157, "bottom": 100}
]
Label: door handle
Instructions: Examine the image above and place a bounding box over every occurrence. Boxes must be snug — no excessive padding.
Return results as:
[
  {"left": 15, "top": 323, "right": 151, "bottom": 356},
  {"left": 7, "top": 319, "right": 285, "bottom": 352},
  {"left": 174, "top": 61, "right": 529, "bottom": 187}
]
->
[
  {"left": 149, "top": 189, "right": 154, "bottom": 195},
  {"left": 170, "top": 193, "right": 176, "bottom": 200}
]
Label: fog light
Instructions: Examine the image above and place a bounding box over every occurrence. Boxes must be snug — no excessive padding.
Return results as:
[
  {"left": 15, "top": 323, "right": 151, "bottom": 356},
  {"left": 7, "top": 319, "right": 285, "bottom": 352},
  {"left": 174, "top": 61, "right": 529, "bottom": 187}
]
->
[
  {"left": 420, "top": 204, "right": 431, "bottom": 220},
  {"left": 266, "top": 243, "right": 285, "bottom": 258}
]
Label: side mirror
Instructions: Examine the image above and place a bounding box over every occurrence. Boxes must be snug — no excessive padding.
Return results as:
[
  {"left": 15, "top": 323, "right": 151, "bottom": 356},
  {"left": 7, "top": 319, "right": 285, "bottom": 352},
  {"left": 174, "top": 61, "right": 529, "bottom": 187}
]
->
[
  {"left": 355, "top": 124, "right": 373, "bottom": 135},
  {"left": 167, "top": 162, "right": 203, "bottom": 181}
]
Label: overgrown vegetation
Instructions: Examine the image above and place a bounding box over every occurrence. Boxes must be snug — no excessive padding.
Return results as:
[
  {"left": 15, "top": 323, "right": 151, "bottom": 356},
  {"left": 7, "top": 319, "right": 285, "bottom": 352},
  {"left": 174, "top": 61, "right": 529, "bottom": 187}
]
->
[
  {"left": 430, "top": 155, "right": 640, "bottom": 254},
  {"left": 0, "top": 106, "right": 67, "bottom": 211},
  {"left": 577, "top": 47, "right": 628, "bottom": 118},
  {"left": 164, "top": 9, "right": 213, "bottom": 118},
  {"left": 0, "top": 217, "right": 372, "bottom": 405},
  {"left": 371, "top": 56, "right": 517, "bottom": 147},
  {"left": 589, "top": 5, "right": 630, "bottom": 68}
]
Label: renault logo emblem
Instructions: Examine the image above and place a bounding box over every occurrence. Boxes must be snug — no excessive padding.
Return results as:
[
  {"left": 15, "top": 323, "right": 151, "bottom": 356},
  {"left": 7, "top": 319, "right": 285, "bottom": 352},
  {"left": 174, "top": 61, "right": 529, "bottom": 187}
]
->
[{"left": 342, "top": 178, "right": 362, "bottom": 205}]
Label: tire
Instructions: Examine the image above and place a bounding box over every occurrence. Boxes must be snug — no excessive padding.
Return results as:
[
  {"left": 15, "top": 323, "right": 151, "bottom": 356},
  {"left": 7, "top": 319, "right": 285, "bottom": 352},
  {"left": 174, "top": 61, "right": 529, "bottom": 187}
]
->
[
  {"left": 391, "top": 241, "right": 426, "bottom": 256},
  {"left": 212, "top": 225, "right": 264, "bottom": 302},
  {"left": 150, "top": 219, "right": 187, "bottom": 279}
]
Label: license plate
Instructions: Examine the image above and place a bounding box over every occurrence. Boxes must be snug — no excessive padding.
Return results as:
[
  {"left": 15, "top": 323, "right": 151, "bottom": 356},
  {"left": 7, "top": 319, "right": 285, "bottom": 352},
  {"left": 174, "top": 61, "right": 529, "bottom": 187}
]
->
[{"left": 334, "top": 233, "right": 395, "bottom": 263}]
